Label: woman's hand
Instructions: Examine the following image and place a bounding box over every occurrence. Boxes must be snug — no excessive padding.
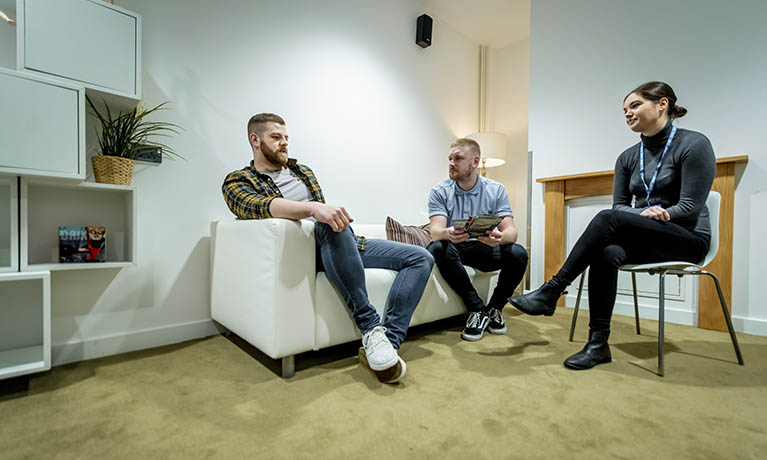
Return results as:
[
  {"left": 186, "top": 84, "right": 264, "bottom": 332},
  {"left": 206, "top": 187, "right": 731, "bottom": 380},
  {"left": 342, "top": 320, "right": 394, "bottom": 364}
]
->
[{"left": 640, "top": 205, "right": 670, "bottom": 221}]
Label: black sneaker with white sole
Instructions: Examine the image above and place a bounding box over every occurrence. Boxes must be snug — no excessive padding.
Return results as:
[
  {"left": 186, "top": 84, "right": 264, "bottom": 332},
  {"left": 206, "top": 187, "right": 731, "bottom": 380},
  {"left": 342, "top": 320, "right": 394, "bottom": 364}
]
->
[
  {"left": 461, "top": 310, "right": 490, "bottom": 341},
  {"left": 487, "top": 307, "right": 507, "bottom": 334}
]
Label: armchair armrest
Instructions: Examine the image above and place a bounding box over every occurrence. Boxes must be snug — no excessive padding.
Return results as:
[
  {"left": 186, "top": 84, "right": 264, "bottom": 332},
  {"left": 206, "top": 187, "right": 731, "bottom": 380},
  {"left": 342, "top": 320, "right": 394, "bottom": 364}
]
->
[{"left": 210, "top": 218, "right": 317, "bottom": 358}]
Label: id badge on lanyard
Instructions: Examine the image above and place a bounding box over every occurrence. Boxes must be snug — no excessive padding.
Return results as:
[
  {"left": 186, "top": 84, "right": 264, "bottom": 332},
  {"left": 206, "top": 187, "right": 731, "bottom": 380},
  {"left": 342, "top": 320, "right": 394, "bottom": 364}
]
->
[{"left": 639, "top": 125, "right": 677, "bottom": 205}]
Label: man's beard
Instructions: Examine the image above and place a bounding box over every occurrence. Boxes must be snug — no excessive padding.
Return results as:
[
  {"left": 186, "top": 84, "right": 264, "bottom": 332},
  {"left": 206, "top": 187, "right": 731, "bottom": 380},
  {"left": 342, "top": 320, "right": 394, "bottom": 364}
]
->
[
  {"left": 261, "top": 141, "right": 288, "bottom": 167},
  {"left": 449, "top": 167, "right": 472, "bottom": 181}
]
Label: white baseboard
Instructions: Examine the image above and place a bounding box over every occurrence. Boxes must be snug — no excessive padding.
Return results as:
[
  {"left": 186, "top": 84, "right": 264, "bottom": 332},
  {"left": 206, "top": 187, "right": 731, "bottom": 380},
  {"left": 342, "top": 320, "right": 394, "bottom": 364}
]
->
[
  {"left": 52, "top": 319, "right": 219, "bottom": 366},
  {"left": 562, "top": 295, "right": 767, "bottom": 336},
  {"left": 566, "top": 298, "right": 697, "bottom": 326},
  {"left": 732, "top": 315, "right": 767, "bottom": 336}
]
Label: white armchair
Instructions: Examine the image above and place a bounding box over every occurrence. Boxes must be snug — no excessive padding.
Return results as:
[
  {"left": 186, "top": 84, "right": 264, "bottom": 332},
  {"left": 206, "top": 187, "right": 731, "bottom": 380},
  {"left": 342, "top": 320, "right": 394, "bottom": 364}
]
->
[{"left": 210, "top": 219, "right": 499, "bottom": 377}]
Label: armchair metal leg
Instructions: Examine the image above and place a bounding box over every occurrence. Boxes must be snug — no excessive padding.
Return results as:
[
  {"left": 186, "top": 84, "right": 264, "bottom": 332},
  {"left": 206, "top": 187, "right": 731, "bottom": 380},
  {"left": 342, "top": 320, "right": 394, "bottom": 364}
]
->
[
  {"left": 701, "top": 271, "right": 745, "bottom": 365},
  {"left": 282, "top": 355, "right": 296, "bottom": 379},
  {"left": 631, "top": 272, "right": 641, "bottom": 335},
  {"left": 657, "top": 272, "right": 666, "bottom": 377},
  {"left": 569, "top": 272, "right": 586, "bottom": 342}
]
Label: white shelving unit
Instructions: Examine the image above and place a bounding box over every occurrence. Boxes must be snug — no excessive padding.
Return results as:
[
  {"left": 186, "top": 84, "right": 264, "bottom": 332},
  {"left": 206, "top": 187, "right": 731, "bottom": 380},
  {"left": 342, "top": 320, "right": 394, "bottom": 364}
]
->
[
  {"left": 21, "top": 179, "right": 136, "bottom": 271},
  {"left": 0, "top": 68, "right": 85, "bottom": 179},
  {"left": 0, "top": 0, "right": 142, "bottom": 381},
  {"left": 15, "top": 0, "right": 141, "bottom": 101},
  {"left": 0, "top": 176, "right": 18, "bottom": 273},
  {"left": 0, "top": 271, "right": 50, "bottom": 380}
]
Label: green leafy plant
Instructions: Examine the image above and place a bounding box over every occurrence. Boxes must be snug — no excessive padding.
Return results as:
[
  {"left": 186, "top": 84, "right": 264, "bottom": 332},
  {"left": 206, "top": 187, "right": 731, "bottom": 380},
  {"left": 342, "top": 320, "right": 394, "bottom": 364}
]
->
[{"left": 86, "top": 96, "right": 183, "bottom": 160}]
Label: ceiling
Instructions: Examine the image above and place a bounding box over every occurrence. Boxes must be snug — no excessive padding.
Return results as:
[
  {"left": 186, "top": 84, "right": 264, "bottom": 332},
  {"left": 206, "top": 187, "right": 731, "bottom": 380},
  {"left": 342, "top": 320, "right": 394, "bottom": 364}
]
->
[{"left": 421, "top": 0, "right": 530, "bottom": 48}]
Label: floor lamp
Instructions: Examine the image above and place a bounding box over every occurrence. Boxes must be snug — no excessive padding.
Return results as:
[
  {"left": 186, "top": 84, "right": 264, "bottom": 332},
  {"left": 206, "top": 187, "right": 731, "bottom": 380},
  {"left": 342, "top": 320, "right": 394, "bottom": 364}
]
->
[
  {"left": 465, "top": 45, "right": 508, "bottom": 176},
  {"left": 466, "top": 131, "right": 507, "bottom": 177}
]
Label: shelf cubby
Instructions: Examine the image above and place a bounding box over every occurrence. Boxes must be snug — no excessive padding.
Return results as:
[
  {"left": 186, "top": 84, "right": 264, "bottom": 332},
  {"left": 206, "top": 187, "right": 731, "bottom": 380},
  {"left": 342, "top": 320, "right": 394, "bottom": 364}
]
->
[
  {"left": 21, "top": 179, "right": 136, "bottom": 271},
  {"left": 0, "top": 271, "right": 50, "bottom": 380},
  {"left": 16, "top": 0, "right": 141, "bottom": 102},
  {"left": 0, "top": 175, "right": 18, "bottom": 273}
]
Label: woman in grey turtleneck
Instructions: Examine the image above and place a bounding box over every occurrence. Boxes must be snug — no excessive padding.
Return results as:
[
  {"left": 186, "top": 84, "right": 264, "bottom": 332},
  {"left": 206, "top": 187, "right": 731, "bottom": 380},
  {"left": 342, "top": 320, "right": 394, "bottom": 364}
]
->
[{"left": 509, "top": 81, "right": 715, "bottom": 370}]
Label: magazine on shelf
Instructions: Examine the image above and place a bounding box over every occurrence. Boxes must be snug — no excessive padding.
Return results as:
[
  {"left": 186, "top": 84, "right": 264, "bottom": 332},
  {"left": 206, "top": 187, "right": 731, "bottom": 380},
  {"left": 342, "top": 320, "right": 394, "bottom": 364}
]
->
[
  {"left": 451, "top": 215, "right": 503, "bottom": 238},
  {"left": 59, "top": 226, "right": 106, "bottom": 263}
]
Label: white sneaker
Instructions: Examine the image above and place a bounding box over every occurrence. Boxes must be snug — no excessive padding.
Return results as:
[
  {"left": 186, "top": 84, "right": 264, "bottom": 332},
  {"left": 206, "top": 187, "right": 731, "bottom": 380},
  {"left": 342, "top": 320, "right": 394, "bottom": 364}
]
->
[
  {"left": 359, "top": 348, "right": 407, "bottom": 383},
  {"left": 361, "top": 326, "right": 398, "bottom": 371}
]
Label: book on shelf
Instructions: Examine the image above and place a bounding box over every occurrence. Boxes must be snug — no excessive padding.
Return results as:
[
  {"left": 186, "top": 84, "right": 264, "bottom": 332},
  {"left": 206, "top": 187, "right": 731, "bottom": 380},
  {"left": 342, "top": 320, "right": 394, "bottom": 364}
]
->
[
  {"left": 59, "top": 226, "right": 106, "bottom": 263},
  {"left": 451, "top": 215, "right": 503, "bottom": 238}
]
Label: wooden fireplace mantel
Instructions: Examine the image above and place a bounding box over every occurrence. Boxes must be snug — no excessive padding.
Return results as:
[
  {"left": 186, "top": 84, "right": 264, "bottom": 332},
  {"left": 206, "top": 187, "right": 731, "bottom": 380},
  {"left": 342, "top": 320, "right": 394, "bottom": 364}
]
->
[{"left": 536, "top": 155, "right": 748, "bottom": 331}]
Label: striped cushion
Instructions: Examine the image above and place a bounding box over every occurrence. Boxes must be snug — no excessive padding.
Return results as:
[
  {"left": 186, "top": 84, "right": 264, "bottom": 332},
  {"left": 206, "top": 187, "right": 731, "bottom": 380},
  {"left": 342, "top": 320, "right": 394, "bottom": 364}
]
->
[{"left": 385, "top": 216, "right": 431, "bottom": 247}]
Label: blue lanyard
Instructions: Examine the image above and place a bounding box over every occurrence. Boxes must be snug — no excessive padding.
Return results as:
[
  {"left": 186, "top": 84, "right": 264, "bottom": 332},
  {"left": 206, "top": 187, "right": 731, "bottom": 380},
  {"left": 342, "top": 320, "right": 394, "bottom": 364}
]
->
[{"left": 639, "top": 125, "right": 677, "bottom": 203}]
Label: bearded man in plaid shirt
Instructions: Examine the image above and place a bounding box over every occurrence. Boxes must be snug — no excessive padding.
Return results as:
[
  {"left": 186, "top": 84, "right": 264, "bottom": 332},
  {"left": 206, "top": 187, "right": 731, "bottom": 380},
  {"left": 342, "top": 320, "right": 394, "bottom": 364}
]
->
[{"left": 222, "top": 113, "right": 433, "bottom": 384}]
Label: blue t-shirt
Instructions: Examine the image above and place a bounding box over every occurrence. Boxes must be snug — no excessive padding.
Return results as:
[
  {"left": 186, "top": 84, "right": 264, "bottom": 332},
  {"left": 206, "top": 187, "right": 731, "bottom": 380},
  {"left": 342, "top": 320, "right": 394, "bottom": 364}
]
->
[{"left": 428, "top": 176, "right": 513, "bottom": 226}]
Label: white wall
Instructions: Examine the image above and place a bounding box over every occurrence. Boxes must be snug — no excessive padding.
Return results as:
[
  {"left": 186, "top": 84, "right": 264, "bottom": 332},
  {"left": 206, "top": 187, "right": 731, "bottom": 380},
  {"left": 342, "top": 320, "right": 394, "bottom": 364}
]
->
[
  {"left": 530, "top": 0, "right": 767, "bottom": 334},
  {"left": 487, "top": 38, "right": 530, "bottom": 259},
  {"left": 46, "top": 0, "right": 481, "bottom": 363}
]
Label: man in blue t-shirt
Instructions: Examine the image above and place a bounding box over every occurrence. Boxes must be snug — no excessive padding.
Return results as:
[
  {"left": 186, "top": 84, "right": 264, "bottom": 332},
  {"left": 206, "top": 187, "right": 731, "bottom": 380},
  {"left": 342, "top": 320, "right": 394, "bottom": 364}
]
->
[{"left": 427, "top": 138, "right": 528, "bottom": 341}]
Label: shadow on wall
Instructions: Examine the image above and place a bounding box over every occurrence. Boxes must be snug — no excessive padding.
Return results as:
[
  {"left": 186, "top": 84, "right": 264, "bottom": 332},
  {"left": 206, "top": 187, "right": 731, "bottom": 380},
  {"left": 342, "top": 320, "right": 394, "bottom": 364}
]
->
[
  {"left": 51, "top": 268, "right": 122, "bottom": 318},
  {"left": 154, "top": 236, "right": 211, "bottom": 317},
  {"left": 145, "top": 70, "right": 243, "bottom": 221},
  {"left": 163, "top": 69, "right": 241, "bottom": 175},
  {"left": 51, "top": 236, "right": 212, "bottom": 365}
]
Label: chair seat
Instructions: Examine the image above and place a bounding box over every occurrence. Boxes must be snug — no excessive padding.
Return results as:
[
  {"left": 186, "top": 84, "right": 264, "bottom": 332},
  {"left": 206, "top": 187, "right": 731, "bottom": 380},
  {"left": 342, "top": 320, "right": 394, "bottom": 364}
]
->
[{"left": 620, "top": 261, "right": 702, "bottom": 272}]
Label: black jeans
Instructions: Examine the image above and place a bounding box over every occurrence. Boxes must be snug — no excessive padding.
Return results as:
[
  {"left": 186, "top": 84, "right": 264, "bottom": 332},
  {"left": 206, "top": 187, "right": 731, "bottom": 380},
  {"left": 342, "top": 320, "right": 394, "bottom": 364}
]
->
[
  {"left": 427, "top": 240, "right": 528, "bottom": 312},
  {"left": 553, "top": 210, "right": 709, "bottom": 331}
]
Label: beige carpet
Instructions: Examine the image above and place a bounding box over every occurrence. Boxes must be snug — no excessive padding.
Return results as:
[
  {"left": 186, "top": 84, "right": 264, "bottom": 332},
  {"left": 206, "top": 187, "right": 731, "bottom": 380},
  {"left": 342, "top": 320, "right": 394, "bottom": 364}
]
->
[{"left": 1, "top": 309, "right": 765, "bottom": 460}]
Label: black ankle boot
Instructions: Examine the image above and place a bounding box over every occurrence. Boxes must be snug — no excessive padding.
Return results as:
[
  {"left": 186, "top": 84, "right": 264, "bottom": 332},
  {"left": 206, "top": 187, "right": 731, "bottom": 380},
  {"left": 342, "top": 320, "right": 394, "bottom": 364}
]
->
[
  {"left": 563, "top": 330, "right": 612, "bottom": 370},
  {"left": 508, "top": 282, "right": 561, "bottom": 316}
]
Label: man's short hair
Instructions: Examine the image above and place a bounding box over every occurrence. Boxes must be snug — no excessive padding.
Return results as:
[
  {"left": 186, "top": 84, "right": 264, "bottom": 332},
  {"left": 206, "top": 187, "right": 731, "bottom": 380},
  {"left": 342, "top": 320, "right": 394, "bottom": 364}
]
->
[
  {"left": 247, "top": 113, "right": 286, "bottom": 137},
  {"left": 451, "top": 138, "right": 481, "bottom": 157}
]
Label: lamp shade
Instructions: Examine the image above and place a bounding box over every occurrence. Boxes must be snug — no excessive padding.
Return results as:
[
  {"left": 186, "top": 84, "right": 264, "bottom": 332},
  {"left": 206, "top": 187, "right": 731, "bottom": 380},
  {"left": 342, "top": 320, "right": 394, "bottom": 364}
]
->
[{"left": 466, "top": 131, "right": 507, "bottom": 167}]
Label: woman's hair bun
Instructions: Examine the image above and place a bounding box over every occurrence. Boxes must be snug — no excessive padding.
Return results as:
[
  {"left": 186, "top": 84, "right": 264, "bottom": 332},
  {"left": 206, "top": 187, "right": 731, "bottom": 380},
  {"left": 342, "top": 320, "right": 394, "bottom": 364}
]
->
[{"left": 671, "top": 105, "right": 687, "bottom": 119}]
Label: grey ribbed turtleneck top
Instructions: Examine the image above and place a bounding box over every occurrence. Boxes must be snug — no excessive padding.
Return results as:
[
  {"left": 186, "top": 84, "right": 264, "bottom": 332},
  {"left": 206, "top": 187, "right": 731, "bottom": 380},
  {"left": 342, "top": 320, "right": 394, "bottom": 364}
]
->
[{"left": 612, "top": 121, "right": 716, "bottom": 237}]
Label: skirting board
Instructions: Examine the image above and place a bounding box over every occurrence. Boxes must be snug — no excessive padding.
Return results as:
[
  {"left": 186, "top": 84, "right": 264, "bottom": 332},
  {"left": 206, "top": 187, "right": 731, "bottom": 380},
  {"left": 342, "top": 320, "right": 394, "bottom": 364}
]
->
[
  {"left": 564, "top": 295, "right": 695, "bottom": 326},
  {"left": 731, "top": 316, "right": 767, "bottom": 337},
  {"left": 52, "top": 319, "right": 219, "bottom": 366},
  {"left": 561, "top": 295, "right": 767, "bottom": 336}
]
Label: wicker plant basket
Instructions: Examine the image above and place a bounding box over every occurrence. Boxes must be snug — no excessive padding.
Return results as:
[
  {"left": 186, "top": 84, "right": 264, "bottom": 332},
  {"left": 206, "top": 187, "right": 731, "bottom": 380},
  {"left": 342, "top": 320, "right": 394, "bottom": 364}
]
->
[{"left": 92, "top": 155, "right": 134, "bottom": 185}]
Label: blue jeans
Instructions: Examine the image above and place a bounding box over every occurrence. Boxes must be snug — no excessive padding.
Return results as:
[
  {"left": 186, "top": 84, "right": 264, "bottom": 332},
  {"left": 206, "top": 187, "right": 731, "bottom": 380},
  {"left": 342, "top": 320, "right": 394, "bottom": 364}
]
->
[{"left": 314, "top": 223, "right": 434, "bottom": 349}]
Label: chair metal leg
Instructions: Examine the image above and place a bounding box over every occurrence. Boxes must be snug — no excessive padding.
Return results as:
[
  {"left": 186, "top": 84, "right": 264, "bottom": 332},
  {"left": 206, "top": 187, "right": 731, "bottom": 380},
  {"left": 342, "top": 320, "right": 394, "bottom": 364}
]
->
[
  {"left": 282, "top": 355, "right": 296, "bottom": 379},
  {"left": 657, "top": 272, "right": 666, "bottom": 377},
  {"left": 569, "top": 272, "right": 586, "bottom": 342},
  {"left": 701, "top": 271, "right": 745, "bottom": 365},
  {"left": 631, "top": 272, "right": 641, "bottom": 335}
]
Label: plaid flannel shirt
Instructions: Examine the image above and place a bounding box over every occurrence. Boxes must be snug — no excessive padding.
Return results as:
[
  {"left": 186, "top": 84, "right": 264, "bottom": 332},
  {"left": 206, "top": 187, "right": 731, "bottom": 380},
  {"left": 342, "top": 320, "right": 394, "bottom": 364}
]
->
[{"left": 221, "top": 158, "right": 366, "bottom": 250}]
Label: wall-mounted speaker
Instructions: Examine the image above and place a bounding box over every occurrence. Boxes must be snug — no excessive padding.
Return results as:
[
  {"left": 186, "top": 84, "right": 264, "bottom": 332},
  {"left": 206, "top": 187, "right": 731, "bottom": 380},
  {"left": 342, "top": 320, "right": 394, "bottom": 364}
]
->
[{"left": 416, "top": 14, "right": 432, "bottom": 48}]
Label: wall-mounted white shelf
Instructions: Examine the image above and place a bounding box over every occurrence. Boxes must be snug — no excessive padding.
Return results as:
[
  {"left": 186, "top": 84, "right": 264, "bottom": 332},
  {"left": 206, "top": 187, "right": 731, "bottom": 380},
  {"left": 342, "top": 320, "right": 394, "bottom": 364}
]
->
[
  {"left": 0, "top": 68, "right": 86, "bottom": 180},
  {"left": 0, "top": 271, "right": 50, "bottom": 380},
  {"left": 21, "top": 179, "right": 136, "bottom": 271},
  {"left": 0, "top": 175, "right": 18, "bottom": 273},
  {"left": 15, "top": 0, "right": 141, "bottom": 103}
]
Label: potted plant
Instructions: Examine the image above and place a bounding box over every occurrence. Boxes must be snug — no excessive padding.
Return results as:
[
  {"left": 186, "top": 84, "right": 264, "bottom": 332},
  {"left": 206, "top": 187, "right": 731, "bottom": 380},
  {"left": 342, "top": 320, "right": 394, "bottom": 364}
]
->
[{"left": 87, "top": 96, "right": 182, "bottom": 185}]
